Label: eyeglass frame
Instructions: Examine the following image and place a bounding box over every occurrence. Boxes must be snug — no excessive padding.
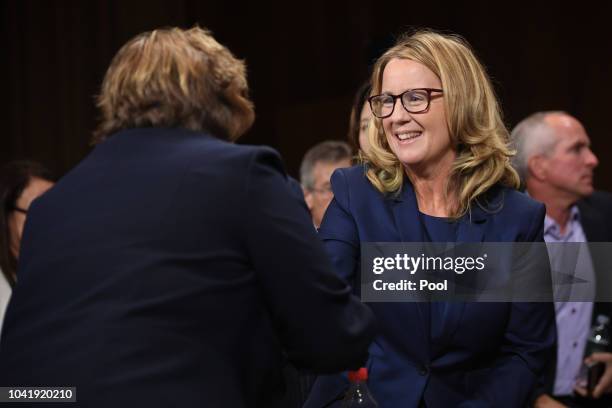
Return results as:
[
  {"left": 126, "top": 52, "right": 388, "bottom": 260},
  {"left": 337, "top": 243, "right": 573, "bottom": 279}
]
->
[
  {"left": 368, "top": 88, "right": 444, "bottom": 119},
  {"left": 307, "top": 185, "right": 333, "bottom": 195}
]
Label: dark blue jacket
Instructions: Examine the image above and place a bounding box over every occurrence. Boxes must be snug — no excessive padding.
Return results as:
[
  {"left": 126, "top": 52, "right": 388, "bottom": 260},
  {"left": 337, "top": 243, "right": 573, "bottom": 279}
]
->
[
  {"left": 0, "top": 128, "right": 376, "bottom": 408},
  {"left": 305, "top": 165, "right": 556, "bottom": 408}
]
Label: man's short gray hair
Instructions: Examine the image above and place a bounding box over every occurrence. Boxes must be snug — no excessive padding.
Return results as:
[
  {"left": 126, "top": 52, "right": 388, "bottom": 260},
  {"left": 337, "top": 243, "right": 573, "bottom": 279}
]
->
[
  {"left": 509, "top": 111, "right": 567, "bottom": 183},
  {"left": 300, "top": 140, "right": 352, "bottom": 190}
]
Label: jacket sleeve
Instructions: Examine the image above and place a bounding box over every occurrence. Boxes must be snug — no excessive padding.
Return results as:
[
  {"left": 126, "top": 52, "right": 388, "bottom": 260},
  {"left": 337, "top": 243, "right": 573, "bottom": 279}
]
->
[
  {"left": 242, "top": 147, "right": 375, "bottom": 373},
  {"left": 317, "top": 169, "right": 361, "bottom": 288}
]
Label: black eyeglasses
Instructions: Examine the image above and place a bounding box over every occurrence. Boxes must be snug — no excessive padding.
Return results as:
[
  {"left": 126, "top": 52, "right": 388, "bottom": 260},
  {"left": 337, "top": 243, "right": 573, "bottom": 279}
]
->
[
  {"left": 12, "top": 206, "right": 28, "bottom": 215},
  {"left": 368, "top": 88, "right": 443, "bottom": 119}
]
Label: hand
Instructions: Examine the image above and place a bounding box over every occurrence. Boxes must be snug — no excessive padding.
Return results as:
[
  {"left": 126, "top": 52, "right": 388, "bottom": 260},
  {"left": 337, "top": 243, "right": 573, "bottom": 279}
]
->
[
  {"left": 574, "top": 352, "right": 612, "bottom": 399},
  {"left": 534, "top": 393, "right": 567, "bottom": 408}
]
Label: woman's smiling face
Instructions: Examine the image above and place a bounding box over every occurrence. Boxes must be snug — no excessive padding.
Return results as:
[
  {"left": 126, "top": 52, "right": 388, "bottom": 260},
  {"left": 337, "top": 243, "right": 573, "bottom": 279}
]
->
[{"left": 381, "top": 58, "right": 454, "bottom": 173}]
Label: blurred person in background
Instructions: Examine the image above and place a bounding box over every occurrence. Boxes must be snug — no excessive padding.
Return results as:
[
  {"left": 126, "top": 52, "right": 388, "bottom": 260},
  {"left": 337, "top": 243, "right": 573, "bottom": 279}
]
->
[
  {"left": 0, "top": 26, "right": 375, "bottom": 408},
  {"left": 0, "top": 160, "right": 53, "bottom": 335},
  {"left": 511, "top": 111, "right": 612, "bottom": 408},
  {"left": 305, "top": 30, "right": 556, "bottom": 408},
  {"left": 347, "top": 81, "right": 372, "bottom": 158},
  {"left": 300, "top": 140, "right": 352, "bottom": 229}
]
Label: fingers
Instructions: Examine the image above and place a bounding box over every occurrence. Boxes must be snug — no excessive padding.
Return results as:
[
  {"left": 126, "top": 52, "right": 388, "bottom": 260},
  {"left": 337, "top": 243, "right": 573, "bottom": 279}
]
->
[
  {"left": 574, "top": 385, "right": 588, "bottom": 397},
  {"left": 593, "top": 367, "right": 612, "bottom": 399},
  {"left": 586, "top": 352, "right": 612, "bottom": 364}
]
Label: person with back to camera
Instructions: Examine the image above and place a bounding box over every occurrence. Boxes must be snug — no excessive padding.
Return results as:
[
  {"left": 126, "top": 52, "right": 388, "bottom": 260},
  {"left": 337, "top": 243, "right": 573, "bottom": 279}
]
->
[
  {"left": 304, "top": 30, "right": 556, "bottom": 408},
  {"left": 0, "top": 160, "right": 54, "bottom": 337},
  {"left": 0, "top": 26, "right": 376, "bottom": 408}
]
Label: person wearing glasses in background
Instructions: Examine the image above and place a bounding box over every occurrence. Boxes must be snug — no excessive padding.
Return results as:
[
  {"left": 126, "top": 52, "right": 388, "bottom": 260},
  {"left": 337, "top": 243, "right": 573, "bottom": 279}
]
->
[
  {"left": 300, "top": 140, "right": 352, "bottom": 229},
  {"left": 0, "top": 160, "right": 54, "bottom": 336},
  {"left": 304, "top": 30, "right": 556, "bottom": 408}
]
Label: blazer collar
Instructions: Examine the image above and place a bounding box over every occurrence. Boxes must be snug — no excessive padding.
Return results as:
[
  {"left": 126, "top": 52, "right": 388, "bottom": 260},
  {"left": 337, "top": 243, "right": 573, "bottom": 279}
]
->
[{"left": 390, "top": 179, "right": 491, "bottom": 243}]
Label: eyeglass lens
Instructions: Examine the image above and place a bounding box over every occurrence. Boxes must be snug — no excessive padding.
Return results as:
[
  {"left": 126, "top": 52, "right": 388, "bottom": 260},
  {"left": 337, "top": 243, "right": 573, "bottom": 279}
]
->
[{"left": 370, "top": 89, "right": 431, "bottom": 117}]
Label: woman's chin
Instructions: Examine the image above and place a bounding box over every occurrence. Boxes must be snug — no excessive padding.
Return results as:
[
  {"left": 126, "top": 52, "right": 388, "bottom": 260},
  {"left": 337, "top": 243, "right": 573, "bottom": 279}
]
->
[{"left": 396, "top": 153, "right": 425, "bottom": 168}]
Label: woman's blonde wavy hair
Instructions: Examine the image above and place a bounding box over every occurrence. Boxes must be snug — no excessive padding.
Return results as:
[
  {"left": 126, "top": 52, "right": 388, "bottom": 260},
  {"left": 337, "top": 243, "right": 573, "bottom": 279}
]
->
[
  {"left": 365, "top": 30, "right": 520, "bottom": 219},
  {"left": 92, "top": 26, "right": 254, "bottom": 144}
]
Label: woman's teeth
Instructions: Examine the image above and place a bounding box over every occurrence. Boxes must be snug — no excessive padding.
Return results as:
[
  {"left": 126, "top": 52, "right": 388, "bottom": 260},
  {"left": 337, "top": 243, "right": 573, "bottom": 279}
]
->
[{"left": 396, "top": 131, "right": 422, "bottom": 140}]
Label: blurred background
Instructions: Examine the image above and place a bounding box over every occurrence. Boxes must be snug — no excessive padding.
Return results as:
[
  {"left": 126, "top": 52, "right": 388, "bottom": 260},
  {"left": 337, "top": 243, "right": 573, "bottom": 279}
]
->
[{"left": 3, "top": 1, "right": 611, "bottom": 189}]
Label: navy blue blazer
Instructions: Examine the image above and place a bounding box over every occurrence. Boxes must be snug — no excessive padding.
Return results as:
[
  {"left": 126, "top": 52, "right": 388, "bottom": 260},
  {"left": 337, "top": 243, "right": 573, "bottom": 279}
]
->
[
  {"left": 305, "top": 165, "right": 556, "bottom": 408},
  {"left": 0, "top": 128, "right": 376, "bottom": 408}
]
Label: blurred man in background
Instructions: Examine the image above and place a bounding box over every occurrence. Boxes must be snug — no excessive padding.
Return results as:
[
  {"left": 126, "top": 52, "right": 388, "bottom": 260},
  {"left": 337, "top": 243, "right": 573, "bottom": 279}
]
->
[
  {"left": 300, "top": 140, "right": 352, "bottom": 229},
  {"left": 512, "top": 111, "right": 612, "bottom": 408}
]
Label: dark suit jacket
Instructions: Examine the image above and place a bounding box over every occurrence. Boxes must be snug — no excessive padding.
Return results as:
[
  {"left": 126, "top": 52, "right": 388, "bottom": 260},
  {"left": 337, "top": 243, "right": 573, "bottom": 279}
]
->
[
  {"left": 578, "top": 191, "right": 612, "bottom": 323},
  {"left": 0, "top": 128, "right": 376, "bottom": 408},
  {"left": 304, "top": 165, "right": 556, "bottom": 408}
]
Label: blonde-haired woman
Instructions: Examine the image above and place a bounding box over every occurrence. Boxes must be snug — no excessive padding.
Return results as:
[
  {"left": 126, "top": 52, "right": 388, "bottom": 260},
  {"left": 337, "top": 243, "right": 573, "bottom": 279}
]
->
[{"left": 305, "top": 30, "right": 555, "bottom": 408}]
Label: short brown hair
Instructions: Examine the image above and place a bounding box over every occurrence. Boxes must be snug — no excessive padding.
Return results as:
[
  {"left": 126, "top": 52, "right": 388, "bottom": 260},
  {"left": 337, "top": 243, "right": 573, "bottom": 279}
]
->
[{"left": 92, "top": 26, "right": 255, "bottom": 144}]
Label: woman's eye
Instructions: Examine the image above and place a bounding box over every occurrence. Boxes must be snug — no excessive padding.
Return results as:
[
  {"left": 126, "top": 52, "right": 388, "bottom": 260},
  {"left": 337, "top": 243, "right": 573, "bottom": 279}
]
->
[{"left": 407, "top": 93, "right": 425, "bottom": 102}]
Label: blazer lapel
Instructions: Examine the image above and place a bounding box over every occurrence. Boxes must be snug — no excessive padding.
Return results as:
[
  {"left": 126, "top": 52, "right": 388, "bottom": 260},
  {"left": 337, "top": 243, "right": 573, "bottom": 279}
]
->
[
  {"left": 456, "top": 206, "right": 487, "bottom": 242},
  {"left": 437, "top": 205, "right": 489, "bottom": 348},
  {"left": 578, "top": 200, "right": 607, "bottom": 242},
  {"left": 388, "top": 182, "right": 430, "bottom": 356},
  {"left": 389, "top": 182, "right": 426, "bottom": 242},
  {"left": 388, "top": 181, "right": 496, "bottom": 357}
]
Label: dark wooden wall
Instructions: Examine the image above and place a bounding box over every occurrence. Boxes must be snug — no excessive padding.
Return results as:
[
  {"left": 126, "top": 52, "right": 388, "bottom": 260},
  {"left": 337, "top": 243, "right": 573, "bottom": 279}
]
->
[{"left": 3, "top": 1, "right": 611, "bottom": 189}]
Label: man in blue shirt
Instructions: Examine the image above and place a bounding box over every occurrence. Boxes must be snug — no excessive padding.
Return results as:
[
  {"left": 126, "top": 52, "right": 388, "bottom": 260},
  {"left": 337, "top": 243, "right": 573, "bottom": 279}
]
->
[{"left": 511, "top": 111, "right": 612, "bottom": 408}]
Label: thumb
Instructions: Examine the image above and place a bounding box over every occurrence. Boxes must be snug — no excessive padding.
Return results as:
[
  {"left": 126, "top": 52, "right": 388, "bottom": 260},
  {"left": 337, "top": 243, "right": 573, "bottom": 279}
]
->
[{"left": 585, "top": 352, "right": 611, "bottom": 365}]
